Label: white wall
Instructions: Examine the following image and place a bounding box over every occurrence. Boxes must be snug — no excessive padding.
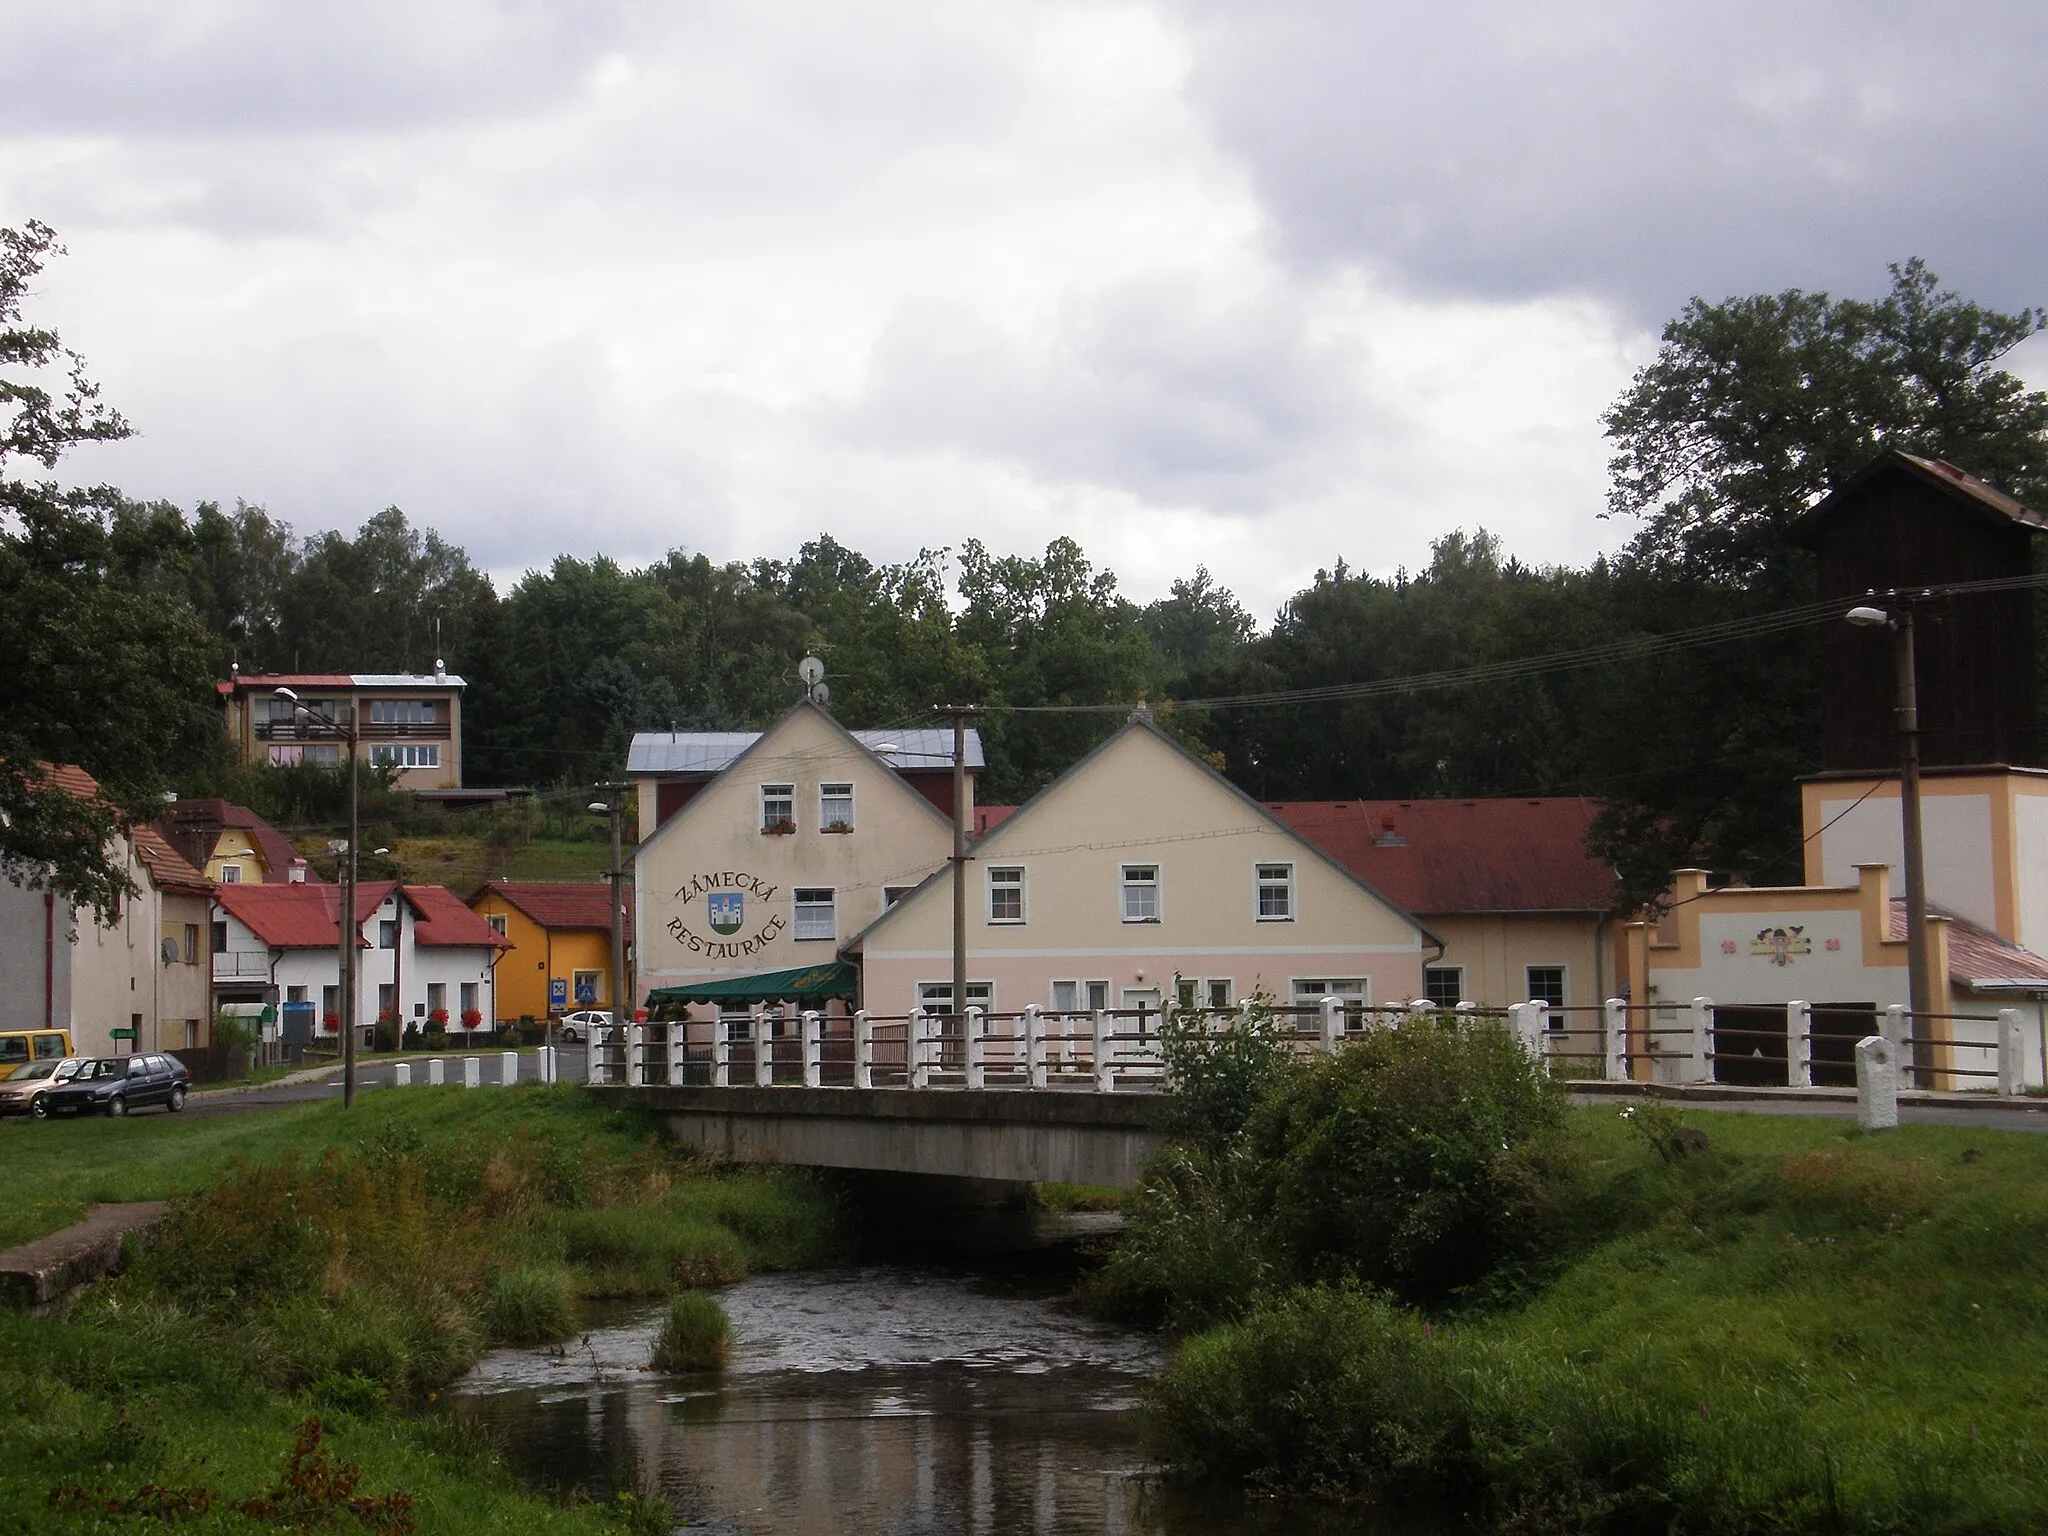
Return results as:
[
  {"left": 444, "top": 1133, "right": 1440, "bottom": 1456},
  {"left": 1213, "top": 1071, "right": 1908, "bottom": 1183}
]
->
[
  {"left": 2013, "top": 791, "right": 2048, "bottom": 956},
  {"left": 1816, "top": 789, "right": 1997, "bottom": 933}
]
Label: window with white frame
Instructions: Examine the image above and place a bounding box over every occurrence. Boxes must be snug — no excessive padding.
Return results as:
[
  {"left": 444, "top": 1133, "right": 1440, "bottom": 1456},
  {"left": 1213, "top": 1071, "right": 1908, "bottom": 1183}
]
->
[
  {"left": 1424, "top": 966, "right": 1464, "bottom": 1007},
  {"left": 1293, "top": 976, "right": 1370, "bottom": 1025},
  {"left": 219, "top": 864, "right": 242, "bottom": 883},
  {"left": 760, "top": 783, "right": 795, "bottom": 831},
  {"left": 1120, "top": 864, "right": 1160, "bottom": 923},
  {"left": 1175, "top": 979, "right": 1199, "bottom": 1009},
  {"left": 1255, "top": 862, "right": 1295, "bottom": 921},
  {"left": 1207, "top": 978, "right": 1234, "bottom": 1009},
  {"left": 918, "top": 980, "right": 992, "bottom": 1014},
  {"left": 793, "top": 888, "right": 836, "bottom": 941},
  {"left": 370, "top": 699, "right": 436, "bottom": 726},
  {"left": 1525, "top": 966, "right": 1567, "bottom": 1009},
  {"left": 987, "top": 866, "right": 1025, "bottom": 923},
  {"left": 370, "top": 743, "right": 439, "bottom": 768},
  {"left": 485, "top": 913, "right": 507, "bottom": 937},
  {"left": 1050, "top": 979, "right": 1078, "bottom": 1013},
  {"left": 819, "top": 782, "right": 854, "bottom": 830}
]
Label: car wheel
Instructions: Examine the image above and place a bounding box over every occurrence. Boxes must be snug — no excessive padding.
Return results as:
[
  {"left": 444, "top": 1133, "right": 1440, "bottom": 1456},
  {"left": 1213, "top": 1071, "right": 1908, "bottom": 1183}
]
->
[
  {"left": 168, "top": 1085, "right": 187, "bottom": 1113},
  {"left": 29, "top": 1095, "right": 47, "bottom": 1120},
  {"left": 107, "top": 1095, "right": 127, "bottom": 1118}
]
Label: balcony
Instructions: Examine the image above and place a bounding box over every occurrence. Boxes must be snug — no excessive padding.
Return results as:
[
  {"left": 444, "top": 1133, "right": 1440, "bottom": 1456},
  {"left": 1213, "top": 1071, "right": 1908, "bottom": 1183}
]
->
[
  {"left": 253, "top": 719, "right": 449, "bottom": 742},
  {"left": 358, "top": 720, "right": 451, "bottom": 741},
  {"left": 215, "top": 950, "right": 273, "bottom": 979}
]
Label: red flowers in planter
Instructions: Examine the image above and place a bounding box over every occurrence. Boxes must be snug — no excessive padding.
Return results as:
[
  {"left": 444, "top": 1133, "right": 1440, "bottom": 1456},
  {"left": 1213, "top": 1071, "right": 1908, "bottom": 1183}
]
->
[
  {"left": 429, "top": 1008, "right": 450, "bottom": 1027},
  {"left": 320, "top": 1011, "right": 339, "bottom": 1033},
  {"left": 461, "top": 1008, "right": 483, "bottom": 1028}
]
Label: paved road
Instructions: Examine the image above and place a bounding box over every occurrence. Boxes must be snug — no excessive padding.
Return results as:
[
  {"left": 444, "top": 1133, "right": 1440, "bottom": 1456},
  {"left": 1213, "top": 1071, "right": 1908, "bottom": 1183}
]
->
[{"left": 186, "top": 1044, "right": 588, "bottom": 1116}]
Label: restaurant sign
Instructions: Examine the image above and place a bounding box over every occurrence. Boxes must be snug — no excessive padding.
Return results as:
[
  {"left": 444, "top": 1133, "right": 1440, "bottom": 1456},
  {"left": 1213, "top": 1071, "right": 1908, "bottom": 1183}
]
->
[{"left": 667, "top": 870, "right": 787, "bottom": 959}]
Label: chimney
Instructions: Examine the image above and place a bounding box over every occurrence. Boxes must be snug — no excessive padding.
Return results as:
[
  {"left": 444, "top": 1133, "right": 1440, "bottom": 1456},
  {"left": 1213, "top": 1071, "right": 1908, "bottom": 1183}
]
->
[
  {"left": 1373, "top": 816, "right": 1404, "bottom": 849},
  {"left": 288, "top": 858, "right": 308, "bottom": 885}
]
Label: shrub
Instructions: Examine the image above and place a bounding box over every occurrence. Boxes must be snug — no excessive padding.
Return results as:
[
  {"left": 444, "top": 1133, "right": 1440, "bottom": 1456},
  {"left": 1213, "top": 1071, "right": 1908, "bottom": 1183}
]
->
[
  {"left": 480, "top": 1267, "right": 579, "bottom": 1344},
  {"left": 557, "top": 1207, "right": 747, "bottom": 1294},
  {"left": 1159, "top": 993, "right": 1295, "bottom": 1156},
  {"left": 651, "top": 1293, "right": 731, "bottom": 1372},
  {"left": 1243, "top": 1014, "right": 1573, "bottom": 1305}
]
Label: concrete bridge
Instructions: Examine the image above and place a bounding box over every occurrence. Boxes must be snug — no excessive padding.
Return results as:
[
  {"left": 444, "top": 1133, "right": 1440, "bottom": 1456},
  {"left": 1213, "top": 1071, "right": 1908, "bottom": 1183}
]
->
[{"left": 588, "top": 1083, "right": 1171, "bottom": 1188}]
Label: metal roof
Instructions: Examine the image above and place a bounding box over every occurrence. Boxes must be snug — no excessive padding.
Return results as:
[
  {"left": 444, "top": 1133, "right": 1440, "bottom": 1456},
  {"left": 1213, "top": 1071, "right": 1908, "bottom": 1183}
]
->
[{"left": 628, "top": 727, "right": 983, "bottom": 775}]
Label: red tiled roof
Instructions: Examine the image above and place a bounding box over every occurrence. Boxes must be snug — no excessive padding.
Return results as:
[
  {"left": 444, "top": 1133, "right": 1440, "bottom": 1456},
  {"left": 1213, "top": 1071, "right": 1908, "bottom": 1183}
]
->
[
  {"left": 219, "top": 673, "right": 356, "bottom": 693},
  {"left": 160, "top": 798, "right": 323, "bottom": 885},
  {"left": 37, "top": 762, "right": 105, "bottom": 801},
  {"left": 214, "top": 883, "right": 366, "bottom": 949},
  {"left": 481, "top": 881, "right": 633, "bottom": 935},
  {"left": 1269, "top": 797, "right": 1619, "bottom": 915},
  {"left": 405, "top": 884, "right": 512, "bottom": 948},
  {"left": 1889, "top": 901, "right": 2048, "bottom": 988},
  {"left": 132, "top": 825, "right": 213, "bottom": 897}
]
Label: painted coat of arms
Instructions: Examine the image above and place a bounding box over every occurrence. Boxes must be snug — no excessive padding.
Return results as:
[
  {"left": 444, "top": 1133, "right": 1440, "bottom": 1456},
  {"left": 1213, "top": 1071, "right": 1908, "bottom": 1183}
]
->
[
  {"left": 708, "top": 892, "right": 745, "bottom": 935},
  {"left": 1750, "top": 925, "right": 1810, "bottom": 967}
]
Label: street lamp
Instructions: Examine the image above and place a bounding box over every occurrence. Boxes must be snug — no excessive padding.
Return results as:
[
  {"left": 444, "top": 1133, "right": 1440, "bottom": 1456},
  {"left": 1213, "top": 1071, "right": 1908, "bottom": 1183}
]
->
[
  {"left": 589, "top": 794, "right": 628, "bottom": 1055},
  {"left": 1846, "top": 600, "right": 1933, "bottom": 1068},
  {"left": 276, "top": 685, "right": 361, "bottom": 1108}
]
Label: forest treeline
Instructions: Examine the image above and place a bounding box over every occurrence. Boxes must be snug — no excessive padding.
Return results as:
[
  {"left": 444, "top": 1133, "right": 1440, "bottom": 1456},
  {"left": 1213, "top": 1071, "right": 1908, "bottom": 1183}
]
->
[{"left": 9, "top": 220, "right": 2048, "bottom": 915}]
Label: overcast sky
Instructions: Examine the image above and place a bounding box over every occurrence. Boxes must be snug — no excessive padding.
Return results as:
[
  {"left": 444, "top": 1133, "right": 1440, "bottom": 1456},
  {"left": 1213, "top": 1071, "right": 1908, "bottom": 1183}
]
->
[{"left": 7, "top": 1, "right": 2046, "bottom": 622}]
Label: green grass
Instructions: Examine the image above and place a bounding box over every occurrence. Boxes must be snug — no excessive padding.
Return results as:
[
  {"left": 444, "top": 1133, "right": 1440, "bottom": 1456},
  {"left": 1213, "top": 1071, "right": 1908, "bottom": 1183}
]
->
[
  {"left": 1150, "top": 1105, "right": 2048, "bottom": 1530},
  {"left": 0, "top": 1085, "right": 840, "bottom": 1534},
  {"left": 651, "top": 1292, "right": 732, "bottom": 1372},
  {"left": 394, "top": 836, "right": 609, "bottom": 893}
]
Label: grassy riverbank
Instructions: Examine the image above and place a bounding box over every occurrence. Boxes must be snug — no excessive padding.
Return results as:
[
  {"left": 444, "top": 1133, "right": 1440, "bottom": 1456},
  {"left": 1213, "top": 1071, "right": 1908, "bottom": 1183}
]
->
[
  {"left": 1150, "top": 1102, "right": 2048, "bottom": 1532},
  {"left": 0, "top": 1085, "right": 841, "bottom": 1533}
]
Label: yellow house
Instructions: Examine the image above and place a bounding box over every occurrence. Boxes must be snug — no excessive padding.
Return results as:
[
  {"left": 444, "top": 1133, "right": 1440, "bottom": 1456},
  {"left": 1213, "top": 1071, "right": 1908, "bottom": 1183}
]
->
[
  {"left": 159, "top": 799, "right": 317, "bottom": 887},
  {"left": 470, "top": 882, "right": 632, "bottom": 1024}
]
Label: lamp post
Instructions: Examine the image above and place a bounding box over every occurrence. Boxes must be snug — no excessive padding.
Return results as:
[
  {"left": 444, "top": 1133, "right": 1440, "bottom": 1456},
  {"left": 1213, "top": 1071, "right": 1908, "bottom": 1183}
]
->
[
  {"left": 276, "top": 686, "right": 360, "bottom": 1108},
  {"left": 1846, "top": 601, "right": 1933, "bottom": 1069},
  {"left": 589, "top": 790, "right": 629, "bottom": 1052}
]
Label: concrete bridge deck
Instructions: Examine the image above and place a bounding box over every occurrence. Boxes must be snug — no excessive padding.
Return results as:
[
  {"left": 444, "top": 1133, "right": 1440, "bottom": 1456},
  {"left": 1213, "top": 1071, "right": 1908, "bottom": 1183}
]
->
[{"left": 590, "top": 1084, "right": 1171, "bottom": 1187}]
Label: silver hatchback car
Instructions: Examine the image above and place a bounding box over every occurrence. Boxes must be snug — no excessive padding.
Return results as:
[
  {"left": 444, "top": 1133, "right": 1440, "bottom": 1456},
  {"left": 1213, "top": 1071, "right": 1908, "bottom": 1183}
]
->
[{"left": 555, "top": 1010, "right": 612, "bottom": 1043}]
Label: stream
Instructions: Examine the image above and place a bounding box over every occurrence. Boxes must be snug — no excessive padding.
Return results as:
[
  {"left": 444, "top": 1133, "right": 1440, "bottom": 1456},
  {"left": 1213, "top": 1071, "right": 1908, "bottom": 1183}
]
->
[{"left": 447, "top": 1256, "right": 1399, "bottom": 1535}]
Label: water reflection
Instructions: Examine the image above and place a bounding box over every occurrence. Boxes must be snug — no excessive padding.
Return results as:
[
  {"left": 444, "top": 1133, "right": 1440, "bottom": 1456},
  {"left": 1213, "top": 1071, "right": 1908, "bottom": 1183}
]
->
[{"left": 449, "top": 1267, "right": 1408, "bottom": 1535}]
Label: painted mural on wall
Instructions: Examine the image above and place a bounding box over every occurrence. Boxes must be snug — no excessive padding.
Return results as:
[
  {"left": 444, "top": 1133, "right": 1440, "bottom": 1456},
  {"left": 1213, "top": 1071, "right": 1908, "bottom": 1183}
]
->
[
  {"left": 1750, "top": 926, "right": 1811, "bottom": 967},
  {"left": 665, "top": 871, "right": 787, "bottom": 960}
]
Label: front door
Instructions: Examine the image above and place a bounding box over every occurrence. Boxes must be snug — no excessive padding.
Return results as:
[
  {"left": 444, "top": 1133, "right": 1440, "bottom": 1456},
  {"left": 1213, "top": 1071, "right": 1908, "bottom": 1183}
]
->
[{"left": 1120, "top": 988, "right": 1162, "bottom": 1019}]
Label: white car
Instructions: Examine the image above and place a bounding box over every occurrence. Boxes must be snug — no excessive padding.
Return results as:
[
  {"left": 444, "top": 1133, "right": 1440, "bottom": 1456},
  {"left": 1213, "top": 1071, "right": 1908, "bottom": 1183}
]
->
[{"left": 555, "top": 1010, "right": 613, "bottom": 1043}]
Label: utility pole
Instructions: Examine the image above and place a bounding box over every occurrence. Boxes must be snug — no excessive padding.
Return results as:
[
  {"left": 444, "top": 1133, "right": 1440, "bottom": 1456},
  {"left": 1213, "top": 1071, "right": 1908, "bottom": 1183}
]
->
[
  {"left": 933, "top": 705, "right": 979, "bottom": 1035},
  {"left": 277, "top": 686, "right": 359, "bottom": 1108},
  {"left": 593, "top": 784, "right": 631, "bottom": 1047}
]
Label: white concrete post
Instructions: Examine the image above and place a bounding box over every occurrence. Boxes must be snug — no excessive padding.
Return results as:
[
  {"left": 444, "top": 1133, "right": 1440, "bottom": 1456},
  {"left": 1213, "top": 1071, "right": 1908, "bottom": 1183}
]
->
[
  {"left": 1319, "top": 995, "right": 1344, "bottom": 1054},
  {"left": 538, "top": 1044, "right": 556, "bottom": 1085},
  {"left": 1409, "top": 997, "right": 1432, "bottom": 1021},
  {"left": 1883, "top": 1004, "right": 1911, "bottom": 1089},
  {"left": 754, "top": 1008, "right": 774, "bottom": 1088},
  {"left": 1025, "top": 1005, "right": 1047, "bottom": 1089},
  {"left": 1092, "top": 1009, "right": 1112, "bottom": 1092},
  {"left": 712, "top": 1022, "right": 730, "bottom": 1088},
  {"left": 626, "top": 1024, "right": 644, "bottom": 1087},
  {"left": 428, "top": 1057, "right": 445, "bottom": 1087},
  {"left": 1508, "top": 1001, "right": 1542, "bottom": 1058},
  {"left": 911, "top": 1009, "right": 931, "bottom": 1090},
  {"left": 802, "top": 1010, "right": 822, "bottom": 1089},
  {"left": 1603, "top": 997, "right": 1628, "bottom": 1082},
  {"left": 1454, "top": 1000, "right": 1476, "bottom": 1014},
  {"left": 1788, "top": 1000, "right": 1813, "bottom": 1089},
  {"left": 1856, "top": 1034, "right": 1899, "bottom": 1131},
  {"left": 1998, "top": 1007, "right": 2026, "bottom": 1097},
  {"left": 965, "top": 1005, "right": 986, "bottom": 1090},
  {"left": 1687, "top": 997, "right": 1714, "bottom": 1084},
  {"left": 462, "top": 1056, "right": 480, "bottom": 1089},
  {"left": 853, "top": 1011, "right": 873, "bottom": 1089},
  {"left": 394, "top": 1061, "right": 412, "bottom": 1088},
  {"left": 668, "top": 1023, "right": 687, "bottom": 1087},
  {"left": 500, "top": 1050, "right": 519, "bottom": 1086}
]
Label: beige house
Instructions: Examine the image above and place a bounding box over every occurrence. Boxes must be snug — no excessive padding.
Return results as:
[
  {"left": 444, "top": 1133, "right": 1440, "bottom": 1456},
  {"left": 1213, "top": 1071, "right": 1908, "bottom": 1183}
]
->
[
  {"left": 850, "top": 716, "right": 1435, "bottom": 1018},
  {"left": 0, "top": 765, "right": 215, "bottom": 1057},
  {"left": 631, "top": 703, "right": 963, "bottom": 1002},
  {"left": 216, "top": 667, "right": 466, "bottom": 789}
]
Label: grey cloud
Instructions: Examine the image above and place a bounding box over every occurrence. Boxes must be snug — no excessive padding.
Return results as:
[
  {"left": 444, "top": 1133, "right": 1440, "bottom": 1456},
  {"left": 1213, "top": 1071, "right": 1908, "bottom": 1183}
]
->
[
  {"left": 839, "top": 274, "right": 1375, "bottom": 511},
  {"left": 0, "top": 0, "right": 630, "bottom": 135},
  {"left": 1168, "top": 0, "right": 2048, "bottom": 320}
]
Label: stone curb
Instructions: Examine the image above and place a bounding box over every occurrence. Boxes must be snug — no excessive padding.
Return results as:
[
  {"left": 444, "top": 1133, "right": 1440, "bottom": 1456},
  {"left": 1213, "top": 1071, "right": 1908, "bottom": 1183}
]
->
[{"left": 0, "top": 1202, "right": 170, "bottom": 1310}]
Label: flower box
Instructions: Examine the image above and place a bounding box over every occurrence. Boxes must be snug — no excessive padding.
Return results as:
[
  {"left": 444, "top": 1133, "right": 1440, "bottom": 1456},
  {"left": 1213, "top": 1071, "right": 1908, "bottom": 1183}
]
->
[
  {"left": 320, "top": 1011, "right": 340, "bottom": 1034},
  {"left": 761, "top": 819, "right": 796, "bottom": 835},
  {"left": 821, "top": 821, "right": 854, "bottom": 834}
]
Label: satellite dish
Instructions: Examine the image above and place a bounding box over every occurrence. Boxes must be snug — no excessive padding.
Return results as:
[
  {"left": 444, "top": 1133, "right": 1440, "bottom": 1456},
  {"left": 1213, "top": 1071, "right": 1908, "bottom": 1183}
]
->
[
  {"left": 797, "top": 655, "right": 826, "bottom": 687},
  {"left": 811, "top": 681, "right": 830, "bottom": 705},
  {"left": 160, "top": 936, "right": 180, "bottom": 963}
]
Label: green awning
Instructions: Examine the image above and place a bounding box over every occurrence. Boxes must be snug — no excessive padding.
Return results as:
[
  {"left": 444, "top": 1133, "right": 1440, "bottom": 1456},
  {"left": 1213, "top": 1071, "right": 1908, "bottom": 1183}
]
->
[{"left": 646, "top": 961, "right": 858, "bottom": 1014}]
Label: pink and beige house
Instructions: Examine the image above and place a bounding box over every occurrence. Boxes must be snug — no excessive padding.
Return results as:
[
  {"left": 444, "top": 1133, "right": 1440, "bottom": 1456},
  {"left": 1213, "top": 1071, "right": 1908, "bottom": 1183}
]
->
[{"left": 847, "top": 715, "right": 1436, "bottom": 1018}]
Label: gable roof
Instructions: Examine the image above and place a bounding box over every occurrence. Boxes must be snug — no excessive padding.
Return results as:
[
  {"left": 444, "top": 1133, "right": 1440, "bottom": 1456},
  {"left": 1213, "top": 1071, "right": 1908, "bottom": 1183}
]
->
[
  {"left": 132, "top": 825, "right": 213, "bottom": 897},
  {"left": 634, "top": 700, "right": 957, "bottom": 859},
  {"left": 404, "top": 884, "right": 513, "bottom": 948},
  {"left": 214, "top": 883, "right": 366, "bottom": 949},
  {"left": 1891, "top": 902, "right": 2048, "bottom": 990},
  {"left": 480, "top": 880, "right": 632, "bottom": 935},
  {"left": 629, "top": 724, "right": 984, "bottom": 775},
  {"left": 1268, "top": 798, "right": 1618, "bottom": 915},
  {"left": 848, "top": 714, "right": 1436, "bottom": 951},
  {"left": 160, "top": 798, "right": 321, "bottom": 884},
  {"left": 1791, "top": 450, "right": 2048, "bottom": 543}
]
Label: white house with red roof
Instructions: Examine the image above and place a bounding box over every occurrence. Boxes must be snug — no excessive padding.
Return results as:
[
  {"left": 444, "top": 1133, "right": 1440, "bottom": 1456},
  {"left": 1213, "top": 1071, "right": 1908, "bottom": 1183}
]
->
[
  {"left": 0, "top": 765, "right": 217, "bottom": 1059},
  {"left": 213, "top": 879, "right": 508, "bottom": 1045}
]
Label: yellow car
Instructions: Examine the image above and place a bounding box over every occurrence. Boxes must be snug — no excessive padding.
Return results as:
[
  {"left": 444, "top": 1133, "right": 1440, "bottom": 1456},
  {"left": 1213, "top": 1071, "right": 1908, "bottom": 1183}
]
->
[{"left": 0, "top": 1057, "right": 82, "bottom": 1120}]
